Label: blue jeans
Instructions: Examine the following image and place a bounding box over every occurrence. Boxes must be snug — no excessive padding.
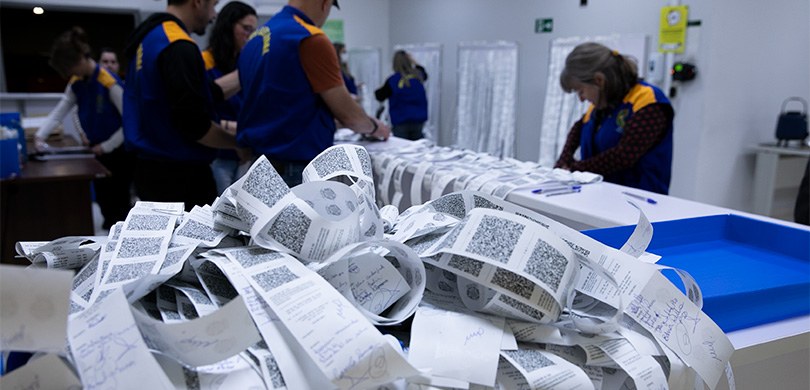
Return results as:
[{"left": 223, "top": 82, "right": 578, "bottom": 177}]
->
[{"left": 211, "top": 157, "right": 240, "bottom": 195}]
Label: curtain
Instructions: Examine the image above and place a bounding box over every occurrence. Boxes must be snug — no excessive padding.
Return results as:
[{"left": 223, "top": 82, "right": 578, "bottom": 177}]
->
[
  {"left": 347, "top": 47, "right": 381, "bottom": 116},
  {"left": 453, "top": 41, "right": 518, "bottom": 158}
]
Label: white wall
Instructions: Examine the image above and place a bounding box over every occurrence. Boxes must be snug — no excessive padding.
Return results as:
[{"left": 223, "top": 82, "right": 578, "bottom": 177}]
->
[{"left": 388, "top": 0, "right": 810, "bottom": 213}]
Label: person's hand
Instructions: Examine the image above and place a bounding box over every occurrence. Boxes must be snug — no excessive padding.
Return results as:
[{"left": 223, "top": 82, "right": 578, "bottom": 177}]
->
[
  {"left": 91, "top": 144, "right": 104, "bottom": 156},
  {"left": 235, "top": 146, "right": 253, "bottom": 165},
  {"left": 221, "top": 120, "right": 237, "bottom": 136},
  {"left": 34, "top": 137, "right": 50, "bottom": 152},
  {"left": 370, "top": 117, "right": 391, "bottom": 141},
  {"left": 79, "top": 132, "right": 90, "bottom": 146}
]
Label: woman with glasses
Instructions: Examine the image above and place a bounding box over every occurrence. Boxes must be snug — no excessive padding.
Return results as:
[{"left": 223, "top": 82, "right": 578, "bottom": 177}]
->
[{"left": 203, "top": 1, "right": 258, "bottom": 194}]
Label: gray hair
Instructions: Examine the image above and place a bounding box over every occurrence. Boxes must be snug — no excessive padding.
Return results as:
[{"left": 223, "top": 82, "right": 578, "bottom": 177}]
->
[{"left": 560, "top": 42, "right": 638, "bottom": 107}]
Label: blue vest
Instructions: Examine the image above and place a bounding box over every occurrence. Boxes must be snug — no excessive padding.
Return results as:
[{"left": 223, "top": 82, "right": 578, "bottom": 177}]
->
[
  {"left": 123, "top": 20, "right": 216, "bottom": 162},
  {"left": 386, "top": 73, "right": 428, "bottom": 125},
  {"left": 580, "top": 81, "right": 673, "bottom": 194},
  {"left": 237, "top": 5, "right": 335, "bottom": 161},
  {"left": 70, "top": 64, "right": 123, "bottom": 146}
]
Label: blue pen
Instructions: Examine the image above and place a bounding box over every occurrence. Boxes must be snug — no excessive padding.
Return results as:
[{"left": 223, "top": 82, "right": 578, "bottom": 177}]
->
[
  {"left": 532, "top": 185, "right": 581, "bottom": 194},
  {"left": 622, "top": 191, "right": 657, "bottom": 204},
  {"left": 545, "top": 188, "right": 581, "bottom": 197}
]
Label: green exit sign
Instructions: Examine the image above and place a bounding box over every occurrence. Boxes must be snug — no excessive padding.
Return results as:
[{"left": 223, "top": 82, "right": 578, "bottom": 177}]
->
[{"left": 535, "top": 18, "right": 553, "bottom": 33}]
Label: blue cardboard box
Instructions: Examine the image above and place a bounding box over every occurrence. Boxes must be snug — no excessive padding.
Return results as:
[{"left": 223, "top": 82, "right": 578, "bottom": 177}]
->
[
  {"left": 583, "top": 215, "right": 810, "bottom": 332},
  {"left": 0, "top": 112, "right": 26, "bottom": 179}
]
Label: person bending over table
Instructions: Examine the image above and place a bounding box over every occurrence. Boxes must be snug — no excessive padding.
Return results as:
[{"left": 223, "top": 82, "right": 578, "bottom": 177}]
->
[{"left": 554, "top": 42, "right": 674, "bottom": 195}]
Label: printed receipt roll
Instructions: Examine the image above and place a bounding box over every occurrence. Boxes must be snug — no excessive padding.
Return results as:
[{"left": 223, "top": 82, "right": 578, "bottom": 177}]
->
[{"left": 309, "top": 239, "right": 426, "bottom": 326}]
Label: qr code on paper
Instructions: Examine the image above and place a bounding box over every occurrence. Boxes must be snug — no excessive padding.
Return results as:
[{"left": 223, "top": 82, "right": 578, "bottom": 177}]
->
[
  {"left": 472, "top": 195, "right": 503, "bottom": 211},
  {"left": 524, "top": 240, "right": 568, "bottom": 291},
  {"left": 232, "top": 247, "right": 285, "bottom": 269},
  {"left": 448, "top": 254, "right": 484, "bottom": 277},
  {"left": 252, "top": 266, "right": 299, "bottom": 291},
  {"left": 355, "top": 147, "right": 373, "bottom": 177},
  {"left": 498, "top": 294, "right": 545, "bottom": 322},
  {"left": 200, "top": 273, "right": 238, "bottom": 300},
  {"left": 117, "top": 236, "right": 164, "bottom": 258},
  {"left": 160, "top": 248, "right": 190, "bottom": 272},
  {"left": 242, "top": 159, "right": 290, "bottom": 207},
  {"left": 312, "top": 147, "right": 352, "bottom": 177},
  {"left": 237, "top": 203, "right": 258, "bottom": 228},
  {"left": 176, "top": 219, "right": 220, "bottom": 242},
  {"left": 466, "top": 215, "right": 523, "bottom": 263},
  {"left": 503, "top": 349, "right": 555, "bottom": 372},
  {"left": 126, "top": 214, "right": 171, "bottom": 231},
  {"left": 491, "top": 268, "right": 534, "bottom": 300},
  {"left": 106, "top": 261, "right": 156, "bottom": 283},
  {"left": 428, "top": 193, "right": 466, "bottom": 219},
  {"left": 268, "top": 205, "right": 311, "bottom": 253}
]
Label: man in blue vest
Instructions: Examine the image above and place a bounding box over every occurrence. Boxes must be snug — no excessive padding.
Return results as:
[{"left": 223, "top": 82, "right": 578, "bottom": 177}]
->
[
  {"left": 123, "top": 0, "right": 245, "bottom": 210},
  {"left": 238, "top": 0, "right": 390, "bottom": 187}
]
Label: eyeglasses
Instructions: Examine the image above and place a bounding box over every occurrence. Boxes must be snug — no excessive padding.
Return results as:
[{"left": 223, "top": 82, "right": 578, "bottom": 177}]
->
[{"left": 239, "top": 23, "right": 256, "bottom": 33}]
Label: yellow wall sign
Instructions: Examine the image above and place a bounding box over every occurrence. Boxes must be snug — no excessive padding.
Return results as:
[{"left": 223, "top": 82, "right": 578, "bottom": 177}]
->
[{"left": 659, "top": 5, "right": 688, "bottom": 53}]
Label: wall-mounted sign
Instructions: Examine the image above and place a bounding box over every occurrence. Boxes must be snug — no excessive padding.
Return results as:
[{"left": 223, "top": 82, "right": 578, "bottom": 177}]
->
[
  {"left": 323, "top": 19, "right": 344, "bottom": 43},
  {"left": 535, "top": 18, "right": 553, "bottom": 33},
  {"left": 659, "top": 5, "right": 687, "bottom": 53}
]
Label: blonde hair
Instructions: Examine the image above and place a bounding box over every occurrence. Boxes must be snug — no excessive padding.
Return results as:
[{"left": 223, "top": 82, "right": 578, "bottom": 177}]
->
[
  {"left": 392, "top": 50, "right": 423, "bottom": 87},
  {"left": 560, "top": 42, "right": 638, "bottom": 108}
]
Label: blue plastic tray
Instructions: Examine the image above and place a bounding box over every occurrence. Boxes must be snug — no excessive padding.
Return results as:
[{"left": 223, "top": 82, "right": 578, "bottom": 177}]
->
[{"left": 583, "top": 215, "right": 810, "bottom": 332}]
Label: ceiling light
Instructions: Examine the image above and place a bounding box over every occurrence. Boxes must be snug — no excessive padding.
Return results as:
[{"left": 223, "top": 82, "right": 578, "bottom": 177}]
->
[{"left": 33, "top": 6, "right": 44, "bottom": 15}]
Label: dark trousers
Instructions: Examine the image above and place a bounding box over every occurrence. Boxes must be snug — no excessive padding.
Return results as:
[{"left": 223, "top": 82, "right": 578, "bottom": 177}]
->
[
  {"left": 94, "top": 146, "right": 134, "bottom": 229},
  {"left": 392, "top": 122, "right": 425, "bottom": 141},
  {"left": 134, "top": 157, "right": 217, "bottom": 212}
]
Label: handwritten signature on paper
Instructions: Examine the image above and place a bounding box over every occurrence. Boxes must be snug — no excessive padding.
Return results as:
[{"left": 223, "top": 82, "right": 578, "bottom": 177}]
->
[
  {"left": 75, "top": 325, "right": 140, "bottom": 389},
  {"left": 702, "top": 338, "right": 724, "bottom": 362},
  {"left": 370, "top": 279, "right": 404, "bottom": 313},
  {"left": 175, "top": 334, "right": 221, "bottom": 353},
  {"left": 628, "top": 293, "right": 703, "bottom": 356},
  {"left": 1, "top": 324, "right": 27, "bottom": 347},
  {"left": 336, "top": 345, "right": 389, "bottom": 390},
  {"left": 464, "top": 327, "right": 486, "bottom": 345}
]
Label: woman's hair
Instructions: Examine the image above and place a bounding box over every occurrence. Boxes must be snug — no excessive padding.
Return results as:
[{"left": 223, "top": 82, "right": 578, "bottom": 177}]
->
[
  {"left": 560, "top": 42, "right": 638, "bottom": 108},
  {"left": 208, "top": 1, "right": 257, "bottom": 73},
  {"left": 49, "top": 27, "right": 91, "bottom": 78},
  {"left": 333, "top": 42, "right": 351, "bottom": 76},
  {"left": 392, "top": 50, "right": 423, "bottom": 87}
]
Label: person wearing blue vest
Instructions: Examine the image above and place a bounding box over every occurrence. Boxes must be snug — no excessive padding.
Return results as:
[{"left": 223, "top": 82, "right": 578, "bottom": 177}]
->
[
  {"left": 333, "top": 42, "right": 359, "bottom": 101},
  {"left": 202, "top": 1, "right": 258, "bottom": 194},
  {"left": 35, "top": 27, "right": 133, "bottom": 230},
  {"left": 123, "top": 0, "right": 246, "bottom": 210},
  {"left": 375, "top": 50, "right": 429, "bottom": 141},
  {"left": 238, "top": 0, "right": 390, "bottom": 187},
  {"left": 555, "top": 42, "right": 674, "bottom": 195}
]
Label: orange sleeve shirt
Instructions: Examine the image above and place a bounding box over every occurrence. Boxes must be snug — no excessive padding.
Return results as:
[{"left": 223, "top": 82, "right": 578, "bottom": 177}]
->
[{"left": 299, "top": 34, "right": 344, "bottom": 93}]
